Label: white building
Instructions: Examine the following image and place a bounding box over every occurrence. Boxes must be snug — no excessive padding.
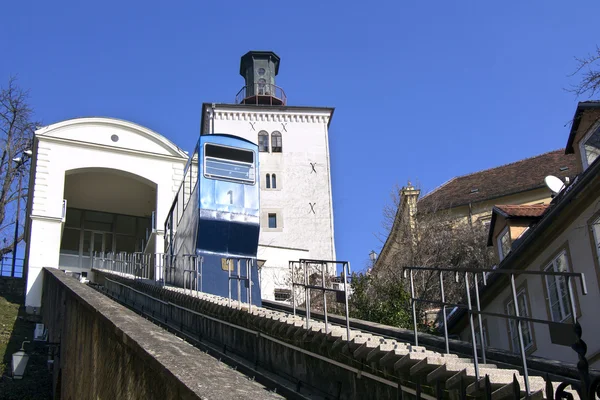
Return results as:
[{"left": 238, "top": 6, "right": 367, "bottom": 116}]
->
[
  {"left": 24, "top": 117, "right": 188, "bottom": 313},
  {"left": 24, "top": 51, "right": 337, "bottom": 310},
  {"left": 201, "top": 51, "right": 336, "bottom": 302}
]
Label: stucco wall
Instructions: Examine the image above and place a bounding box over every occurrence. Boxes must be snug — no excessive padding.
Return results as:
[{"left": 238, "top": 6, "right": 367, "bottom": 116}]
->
[
  {"left": 208, "top": 106, "right": 337, "bottom": 301},
  {"left": 41, "top": 268, "right": 282, "bottom": 400},
  {"left": 25, "top": 118, "right": 188, "bottom": 310},
  {"left": 460, "top": 198, "right": 600, "bottom": 368}
]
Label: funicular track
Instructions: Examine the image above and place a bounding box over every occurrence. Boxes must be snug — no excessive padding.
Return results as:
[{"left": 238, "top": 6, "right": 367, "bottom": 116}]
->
[
  {"left": 87, "top": 279, "right": 312, "bottom": 400},
  {"left": 87, "top": 252, "right": 600, "bottom": 400}
]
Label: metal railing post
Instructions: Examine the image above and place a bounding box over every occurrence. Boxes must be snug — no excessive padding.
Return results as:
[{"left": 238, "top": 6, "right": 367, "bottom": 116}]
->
[
  {"left": 343, "top": 262, "right": 351, "bottom": 342},
  {"left": 510, "top": 273, "right": 530, "bottom": 396},
  {"left": 237, "top": 259, "right": 241, "bottom": 310},
  {"left": 409, "top": 269, "right": 418, "bottom": 346},
  {"left": 474, "top": 272, "right": 486, "bottom": 364},
  {"left": 439, "top": 270, "right": 450, "bottom": 354},
  {"left": 464, "top": 272, "right": 480, "bottom": 382},
  {"left": 304, "top": 260, "right": 311, "bottom": 329},
  {"left": 248, "top": 259, "right": 252, "bottom": 313},
  {"left": 228, "top": 258, "right": 232, "bottom": 308},
  {"left": 290, "top": 261, "right": 296, "bottom": 317},
  {"left": 321, "top": 262, "right": 328, "bottom": 335}
]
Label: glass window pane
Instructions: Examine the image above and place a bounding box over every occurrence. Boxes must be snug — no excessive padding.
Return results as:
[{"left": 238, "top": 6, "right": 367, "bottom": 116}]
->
[
  {"left": 60, "top": 228, "right": 80, "bottom": 254},
  {"left": 115, "top": 235, "right": 136, "bottom": 253},
  {"left": 115, "top": 215, "right": 136, "bottom": 235},
  {"left": 272, "top": 174, "right": 277, "bottom": 189},
  {"left": 258, "top": 131, "right": 269, "bottom": 152},
  {"left": 268, "top": 213, "right": 277, "bottom": 228},
  {"left": 271, "top": 131, "right": 282, "bottom": 152},
  {"left": 84, "top": 211, "right": 113, "bottom": 231},
  {"left": 65, "top": 208, "right": 82, "bottom": 228},
  {"left": 266, "top": 174, "right": 270, "bottom": 189},
  {"left": 137, "top": 217, "right": 151, "bottom": 239},
  {"left": 584, "top": 129, "right": 600, "bottom": 167},
  {"left": 105, "top": 233, "right": 114, "bottom": 253}
]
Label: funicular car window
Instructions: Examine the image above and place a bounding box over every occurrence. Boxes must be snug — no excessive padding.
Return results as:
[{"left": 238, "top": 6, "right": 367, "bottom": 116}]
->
[{"left": 204, "top": 144, "right": 255, "bottom": 184}]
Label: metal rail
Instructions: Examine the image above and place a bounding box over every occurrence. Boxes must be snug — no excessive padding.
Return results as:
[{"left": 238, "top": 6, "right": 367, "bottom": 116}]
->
[
  {"left": 98, "top": 276, "right": 439, "bottom": 400},
  {"left": 403, "top": 265, "right": 597, "bottom": 399},
  {"left": 289, "top": 259, "right": 351, "bottom": 342}
]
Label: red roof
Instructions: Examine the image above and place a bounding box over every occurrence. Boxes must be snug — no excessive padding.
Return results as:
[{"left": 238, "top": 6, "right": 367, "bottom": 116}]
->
[
  {"left": 418, "top": 150, "right": 581, "bottom": 213},
  {"left": 494, "top": 204, "right": 549, "bottom": 218}
]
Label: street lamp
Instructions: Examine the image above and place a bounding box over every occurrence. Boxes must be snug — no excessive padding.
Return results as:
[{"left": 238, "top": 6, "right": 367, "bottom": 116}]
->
[
  {"left": 11, "top": 149, "right": 32, "bottom": 277},
  {"left": 369, "top": 250, "right": 377, "bottom": 264}
]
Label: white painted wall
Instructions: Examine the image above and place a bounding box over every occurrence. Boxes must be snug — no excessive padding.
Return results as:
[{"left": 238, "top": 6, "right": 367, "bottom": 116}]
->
[
  {"left": 205, "top": 105, "right": 337, "bottom": 301},
  {"left": 460, "top": 198, "right": 600, "bottom": 368},
  {"left": 25, "top": 118, "right": 188, "bottom": 311}
]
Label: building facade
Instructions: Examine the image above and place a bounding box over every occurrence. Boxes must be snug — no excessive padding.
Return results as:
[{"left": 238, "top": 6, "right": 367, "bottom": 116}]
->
[
  {"left": 200, "top": 52, "right": 337, "bottom": 302},
  {"left": 24, "top": 118, "right": 188, "bottom": 312},
  {"left": 376, "top": 150, "right": 581, "bottom": 272},
  {"left": 449, "top": 101, "right": 600, "bottom": 368}
]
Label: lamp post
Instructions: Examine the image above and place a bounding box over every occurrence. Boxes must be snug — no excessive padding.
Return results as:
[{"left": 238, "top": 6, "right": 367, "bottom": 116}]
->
[
  {"left": 369, "top": 250, "right": 377, "bottom": 273},
  {"left": 11, "top": 149, "right": 32, "bottom": 277}
]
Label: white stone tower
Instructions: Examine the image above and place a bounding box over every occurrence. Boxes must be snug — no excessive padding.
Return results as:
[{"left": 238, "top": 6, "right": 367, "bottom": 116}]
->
[{"left": 200, "top": 51, "right": 336, "bottom": 302}]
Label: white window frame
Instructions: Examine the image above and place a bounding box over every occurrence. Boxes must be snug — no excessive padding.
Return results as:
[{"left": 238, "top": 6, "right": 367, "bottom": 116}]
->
[
  {"left": 592, "top": 216, "right": 600, "bottom": 266},
  {"left": 268, "top": 213, "right": 277, "bottom": 229},
  {"left": 505, "top": 289, "right": 534, "bottom": 353},
  {"left": 544, "top": 250, "right": 572, "bottom": 323},
  {"left": 579, "top": 124, "right": 600, "bottom": 170},
  {"left": 497, "top": 226, "right": 510, "bottom": 261}
]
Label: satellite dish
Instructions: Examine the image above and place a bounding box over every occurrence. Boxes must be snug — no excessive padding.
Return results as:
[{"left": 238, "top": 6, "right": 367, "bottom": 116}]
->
[{"left": 545, "top": 175, "right": 565, "bottom": 195}]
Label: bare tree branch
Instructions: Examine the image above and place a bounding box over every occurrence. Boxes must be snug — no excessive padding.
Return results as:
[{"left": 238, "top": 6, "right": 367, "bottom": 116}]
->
[
  {"left": 568, "top": 45, "right": 600, "bottom": 97},
  {"left": 0, "top": 77, "right": 38, "bottom": 257}
]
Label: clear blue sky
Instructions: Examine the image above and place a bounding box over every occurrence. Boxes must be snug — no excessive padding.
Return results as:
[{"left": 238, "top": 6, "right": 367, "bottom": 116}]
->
[{"left": 2, "top": 1, "right": 599, "bottom": 271}]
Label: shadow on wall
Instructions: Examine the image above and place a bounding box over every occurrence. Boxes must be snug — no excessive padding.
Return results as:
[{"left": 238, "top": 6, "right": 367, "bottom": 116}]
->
[{"left": 0, "top": 277, "right": 51, "bottom": 400}]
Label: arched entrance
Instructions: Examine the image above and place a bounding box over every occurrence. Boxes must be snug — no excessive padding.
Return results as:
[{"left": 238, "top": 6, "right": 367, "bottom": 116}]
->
[{"left": 58, "top": 168, "right": 157, "bottom": 272}]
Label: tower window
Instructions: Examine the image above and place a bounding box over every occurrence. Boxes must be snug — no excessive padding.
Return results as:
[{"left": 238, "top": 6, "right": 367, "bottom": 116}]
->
[
  {"left": 271, "top": 131, "right": 282, "bottom": 153},
  {"left": 266, "top": 173, "right": 271, "bottom": 189},
  {"left": 268, "top": 213, "right": 277, "bottom": 228},
  {"left": 271, "top": 173, "right": 277, "bottom": 189},
  {"left": 258, "top": 78, "right": 267, "bottom": 95},
  {"left": 258, "top": 131, "right": 269, "bottom": 152}
]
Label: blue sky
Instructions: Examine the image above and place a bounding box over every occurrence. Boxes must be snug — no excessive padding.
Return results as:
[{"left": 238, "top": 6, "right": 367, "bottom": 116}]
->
[{"left": 2, "top": 1, "right": 600, "bottom": 271}]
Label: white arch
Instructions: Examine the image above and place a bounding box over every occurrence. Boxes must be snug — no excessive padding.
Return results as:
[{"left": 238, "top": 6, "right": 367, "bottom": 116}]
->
[{"left": 36, "top": 117, "right": 188, "bottom": 158}]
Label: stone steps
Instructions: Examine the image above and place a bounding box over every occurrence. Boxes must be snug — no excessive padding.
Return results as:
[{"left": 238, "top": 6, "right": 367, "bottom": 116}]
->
[{"left": 152, "top": 281, "right": 578, "bottom": 399}]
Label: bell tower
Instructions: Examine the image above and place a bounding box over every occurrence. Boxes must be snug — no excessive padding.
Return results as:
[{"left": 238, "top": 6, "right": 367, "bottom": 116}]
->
[{"left": 237, "top": 51, "right": 286, "bottom": 106}]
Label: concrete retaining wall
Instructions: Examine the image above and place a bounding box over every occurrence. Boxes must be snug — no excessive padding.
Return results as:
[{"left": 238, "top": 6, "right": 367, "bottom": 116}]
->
[{"left": 41, "top": 268, "right": 282, "bottom": 400}]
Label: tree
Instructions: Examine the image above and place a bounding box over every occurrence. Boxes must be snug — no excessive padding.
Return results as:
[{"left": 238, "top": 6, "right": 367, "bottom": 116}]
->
[
  {"left": 352, "top": 183, "right": 494, "bottom": 330},
  {"left": 0, "top": 77, "right": 37, "bottom": 259},
  {"left": 349, "top": 272, "right": 413, "bottom": 328},
  {"left": 569, "top": 46, "right": 600, "bottom": 97}
]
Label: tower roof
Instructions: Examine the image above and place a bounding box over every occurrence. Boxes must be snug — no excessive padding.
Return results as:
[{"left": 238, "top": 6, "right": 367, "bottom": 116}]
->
[{"left": 239, "top": 51, "right": 281, "bottom": 76}]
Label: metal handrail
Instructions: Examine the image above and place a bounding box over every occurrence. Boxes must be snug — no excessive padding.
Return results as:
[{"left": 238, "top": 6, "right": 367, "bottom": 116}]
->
[
  {"left": 235, "top": 83, "right": 287, "bottom": 105},
  {"left": 289, "top": 259, "right": 351, "bottom": 343},
  {"left": 403, "top": 265, "right": 590, "bottom": 398},
  {"left": 226, "top": 257, "right": 254, "bottom": 313}
]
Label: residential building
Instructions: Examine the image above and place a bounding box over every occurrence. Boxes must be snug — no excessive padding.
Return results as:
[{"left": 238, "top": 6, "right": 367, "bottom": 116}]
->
[
  {"left": 448, "top": 101, "right": 600, "bottom": 368},
  {"left": 377, "top": 150, "right": 580, "bottom": 271}
]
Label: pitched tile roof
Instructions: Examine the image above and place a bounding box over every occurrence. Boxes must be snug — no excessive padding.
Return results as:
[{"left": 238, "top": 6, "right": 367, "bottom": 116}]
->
[
  {"left": 494, "top": 204, "right": 549, "bottom": 218},
  {"left": 418, "top": 150, "right": 581, "bottom": 213}
]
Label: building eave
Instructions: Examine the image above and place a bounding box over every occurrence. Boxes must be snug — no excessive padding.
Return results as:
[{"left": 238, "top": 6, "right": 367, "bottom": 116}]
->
[
  {"left": 449, "top": 156, "right": 600, "bottom": 332},
  {"left": 565, "top": 101, "right": 600, "bottom": 154}
]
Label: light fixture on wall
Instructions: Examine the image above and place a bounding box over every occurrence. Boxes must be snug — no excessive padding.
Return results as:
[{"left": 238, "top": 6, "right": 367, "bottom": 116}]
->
[
  {"left": 369, "top": 250, "right": 377, "bottom": 264},
  {"left": 11, "top": 341, "right": 30, "bottom": 379}
]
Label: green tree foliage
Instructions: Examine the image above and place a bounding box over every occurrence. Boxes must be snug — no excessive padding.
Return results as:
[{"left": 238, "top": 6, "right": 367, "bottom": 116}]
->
[{"left": 349, "top": 272, "right": 413, "bottom": 328}]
